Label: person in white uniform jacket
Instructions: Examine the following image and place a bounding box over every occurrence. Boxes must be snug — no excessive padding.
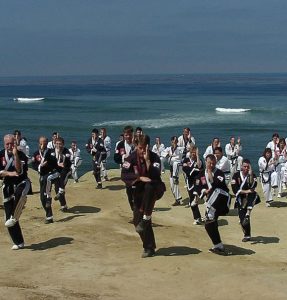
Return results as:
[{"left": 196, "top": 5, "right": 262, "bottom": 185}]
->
[
  {"left": 214, "top": 147, "right": 231, "bottom": 185},
  {"left": 69, "top": 141, "right": 82, "bottom": 183},
  {"left": 162, "top": 136, "right": 184, "bottom": 206},
  {"left": 100, "top": 128, "right": 112, "bottom": 181},
  {"left": 275, "top": 138, "right": 287, "bottom": 197},
  {"left": 177, "top": 127, "right": 196, "bottom": 159},
  {"left": 225, "top": 136, "right": 243, "bottom": 179},
  {"left": 203, "top": 137, "right": 220, "bottom": 160},
  {"left": 258, "top": 148, "right": 278, "bottom": 206},
  {"left": 266, "top": 132, "right": 279, "bottom": 158},
  {"left": 152, "top": 137, "right": 166, "bottom": 173}
]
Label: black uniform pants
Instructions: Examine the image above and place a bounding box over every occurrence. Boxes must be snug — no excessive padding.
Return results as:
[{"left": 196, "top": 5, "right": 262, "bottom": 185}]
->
[{"left": 133, "top": 182, "right": 156, "bottom": 250}]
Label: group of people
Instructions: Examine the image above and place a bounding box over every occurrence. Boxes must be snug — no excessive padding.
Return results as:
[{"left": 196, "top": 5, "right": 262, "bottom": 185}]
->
[
  {"left": 116, "top": 127, "right": 287, "bottom": 257},
  {"left": 0, "top": 126, "right": 286, "bottom": 257},
  {"left": 0, "top": 128, "right": 111, "bottom": 250}
]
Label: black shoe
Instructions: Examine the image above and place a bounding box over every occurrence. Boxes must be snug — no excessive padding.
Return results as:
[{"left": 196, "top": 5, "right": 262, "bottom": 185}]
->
[
  {"left": 54, "top": 193, "right": 60, "bottom": 201},
  {"left": 96, "top": 183, "right": 102, "bottom": 189},
  {"left": 142, "top": 248, "right": 155, "bottom": 258},
  {"left": 60, "top": 206, "right": 68, "bottom": 212},
  {"left": 45, "top": 218, "right": 54, "bottom": 224},
  {"left": 208, "top": 247, "right": 227, "bottom": 256},
  {"left": 242, "top": 215, "right": 250, "bottom": 227},
  {"left": 242, "top": 236, "right": 251, "bottom": 242},
  {"left": 172, "top": 200, "right": 181, "bottom": 206}
]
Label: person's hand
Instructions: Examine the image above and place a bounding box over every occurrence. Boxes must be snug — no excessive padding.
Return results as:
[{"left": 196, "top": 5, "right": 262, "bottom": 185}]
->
[
  {"left": 12, "top": 145, "right": 18, "bottom": 156},
  {"left": 40, "top": 161, "right": 48, "bottom": 167},
  {"left": 139, "top": 176, "right": 151, "bottom": 182},
  {"left": 144, "top": 145, "right": 150, "bottom": 162}
]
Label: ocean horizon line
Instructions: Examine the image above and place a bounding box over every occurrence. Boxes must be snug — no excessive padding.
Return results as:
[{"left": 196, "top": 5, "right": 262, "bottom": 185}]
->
[{"left": 1, "top": 71, "right": 287, "bottom": 80}]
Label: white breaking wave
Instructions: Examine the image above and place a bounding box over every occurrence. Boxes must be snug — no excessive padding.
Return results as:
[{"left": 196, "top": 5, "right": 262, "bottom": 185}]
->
[
  {"left": 215, "top": 107, "right": 251, "bottom": 113},
  {"left": 14, "top": 97, "right": 45, "bottom": 103},
  {"left": 92, "top": 111, "right": 262, "bottom": 129}
]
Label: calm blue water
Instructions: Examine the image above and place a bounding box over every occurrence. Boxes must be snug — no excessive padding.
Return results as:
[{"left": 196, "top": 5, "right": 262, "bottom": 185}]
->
[{"left": 0, "top": 73, "right": 287, "bottom": 175}]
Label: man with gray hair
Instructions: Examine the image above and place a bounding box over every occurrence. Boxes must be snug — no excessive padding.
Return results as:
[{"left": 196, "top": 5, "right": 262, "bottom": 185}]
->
[{"left": 0, "top": 134, "right": 31, "bottom": 250}]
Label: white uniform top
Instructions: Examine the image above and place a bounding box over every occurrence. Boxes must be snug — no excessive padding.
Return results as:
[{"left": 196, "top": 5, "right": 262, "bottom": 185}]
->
[
  {"left": 69, "top": 148, "right": 81, "bottom": 164},
  {"left": 216, "top": 156, "right": 231, "bottom": 173},
  {"left": 103, "top": 136, "right": 112, "bottom": 158},
  {"left": 178, "top": 135, "right": 195, "bottom": 149},
  {"left": 47, "top": 141, "right": 55, "bottom": 150},
  {"left": 162, "top": 146, "right": 184, "bottom": 165},
  {"left": 266, "top": 141, "right": 278, "bottom": 158},
  {"left": 19, "top": 138, "right": 30, "bottom": 157},
  {"left": 225, "top": 143, "right": 242, "bottom": 160},
  {"left": 152, "top": 143, "right": 165, "bottom": 157},
  {"left": 203, "top": 145, "right": 213, "bottom": 160},
  {"left": 258, "top": 156, "right": 277, "bottom": 183}
]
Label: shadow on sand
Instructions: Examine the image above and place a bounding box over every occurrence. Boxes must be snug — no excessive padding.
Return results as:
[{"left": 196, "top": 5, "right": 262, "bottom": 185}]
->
[
  {"left": 153, "top": 207, "right": 171, "bottom": 212},
  {"left": 26, "top": 237, "right": 74, "bottom": 251},
  {"left": 68, "top": 206, "right": 101, "bottom": 214},
  {"left": 270, "top": 201, "right": 287, "bottom": 208},
  {"left": 218, "top": 219, "right": 228, "bottom": 226},
  {"left": 224, "top": 244, "right": 256, "bottom": 256},
  {"left": 156, "top": 246, "right": 201, "bottom": 256},
  {"left": 250, "top": 236, "right": 280, "bottom": 244},
  {"left": 105, "top": 184, "right": 125, "bottom": 191},
  {"left": 56, "top": 215, "right": 85, "bottom": 222}
]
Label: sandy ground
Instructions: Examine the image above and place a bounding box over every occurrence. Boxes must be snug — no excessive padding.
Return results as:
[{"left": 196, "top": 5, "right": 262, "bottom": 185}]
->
[{"left": 0, "top": 169, "right": 287, "bottom": 300}]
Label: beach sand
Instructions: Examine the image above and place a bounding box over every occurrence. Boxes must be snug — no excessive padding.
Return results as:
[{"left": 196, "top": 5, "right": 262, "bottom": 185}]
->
[{"left": 0, "top": 169, "right": 286, "bottom": 300}]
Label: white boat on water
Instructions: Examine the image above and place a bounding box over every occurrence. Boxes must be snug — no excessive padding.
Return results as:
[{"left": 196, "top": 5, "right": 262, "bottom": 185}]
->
[
  {"left": 14, "top": 97, "right": 45, "bottom": 103},
  {"left": 215, "top": 107, "right": 251, "bottom": 113}
]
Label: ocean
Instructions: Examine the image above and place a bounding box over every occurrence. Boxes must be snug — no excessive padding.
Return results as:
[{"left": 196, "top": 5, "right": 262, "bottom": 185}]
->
[{"left": 0, "top": 73, "right": 287, "bottom": 175}]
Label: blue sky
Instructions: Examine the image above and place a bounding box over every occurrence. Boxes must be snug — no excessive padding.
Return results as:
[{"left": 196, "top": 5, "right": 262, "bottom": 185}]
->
[{"left": 1, "top": 0, "right": 287, "bottom": 76}]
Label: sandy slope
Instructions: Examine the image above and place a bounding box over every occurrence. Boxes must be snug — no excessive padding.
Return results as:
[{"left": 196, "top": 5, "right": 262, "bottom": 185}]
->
[{"left": 0, "top": 169, "right": 287, "bottom": 300}]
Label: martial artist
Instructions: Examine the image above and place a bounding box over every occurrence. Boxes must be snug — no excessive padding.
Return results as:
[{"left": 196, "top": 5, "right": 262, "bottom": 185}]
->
[
  {"left": 258, "top": 148, "right": 278, "bottom": 206},
  {"left": 266, "top": 132, "right": 279, "bottom": 158},
  {"left": 100, "top": 127, "right": 111, "bottom": 181},
  {"left": 52, "top": 137, "right": 71, "bottom": 212},
  {"left": 0, "top": 134, "right": 31, "bottom": 249},
  {"left": 151, "top": 137, "right": 166, "bottom": 173},
  {"left": 162, "top": 136, "right": 184, "bottom": 206},
  {"left": 86, "top": 128, "right": 107, "bottom": 189},
  {"left": 194, "top": 154, "right": 231, "bottom": 255},
  {"left": 276, "top": 138, "right": 287, "bottom": 197},
  {"left": 178, "top": 127, "right": 196, "bottom": 159},
  {"left": 47, "top": 132, "right": 59, "bottom": 150},
  {"left": 231, "top": 159, "right": 260, "bottom": 242},
  {"left": 203, "top": 137, "right": 220, "bottom": 160},
  {"left": 182, "top": 145, "right": 203, "bottom": 225},
  {"left": 69, "top": 141, "right": 82, "bottom": 183},
  {"left": 121, "top": 134, "right": 166, "bottom": 258},
  {"left": 225, "top": 136, "right": 243, "bottom": 178},
  {"left": 114, "top": 126, "right": 135, "bottom": 210},
  {"left": 214, "top": 146, "right": 231, "bottom": 185},
  {"left": 32, "top": 136, "right": 59, "bottom": 223}
]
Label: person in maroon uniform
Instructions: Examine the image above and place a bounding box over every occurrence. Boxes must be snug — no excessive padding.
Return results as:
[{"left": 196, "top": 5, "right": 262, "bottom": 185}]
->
[{"left": 121, "top": 134, "right": 166, "bottom": 258}]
